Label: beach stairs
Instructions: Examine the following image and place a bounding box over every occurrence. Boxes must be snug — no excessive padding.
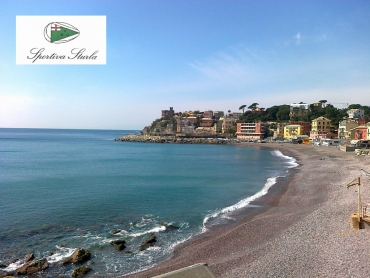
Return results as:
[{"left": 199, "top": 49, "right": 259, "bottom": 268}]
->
[{"left": 152, "top": 263, "right": 216, "bottom": 278}]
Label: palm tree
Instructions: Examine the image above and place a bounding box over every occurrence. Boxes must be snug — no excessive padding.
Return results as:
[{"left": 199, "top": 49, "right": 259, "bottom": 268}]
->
[{"left": 239, "top": 105, "right": 246, "bottom": 113}]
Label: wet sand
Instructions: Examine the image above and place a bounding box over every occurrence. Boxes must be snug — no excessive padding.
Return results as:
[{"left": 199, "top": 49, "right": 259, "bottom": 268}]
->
[{"left": 127, "top": 143, "right": 370, "bottom": 278}]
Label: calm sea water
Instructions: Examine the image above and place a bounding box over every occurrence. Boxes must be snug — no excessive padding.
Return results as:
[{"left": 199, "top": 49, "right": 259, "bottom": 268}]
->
[{"left": 0, "top": 128, "right": 297, "bottom": 277}]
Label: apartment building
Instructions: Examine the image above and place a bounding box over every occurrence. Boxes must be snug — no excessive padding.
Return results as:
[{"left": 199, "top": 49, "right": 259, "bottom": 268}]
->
[
  {"left": 310, "top": 116, "right": 335, "bottom": 139},
  {"left": 338, "top": 119, "right": 359, "bottom": 139},
  {"left": 236, "top": 122, "right": 268, "bottom": 140},
  {"left": 347, "top": 108, "right": 364, "bottom": 119},
  {"left": 289, "top": 103, "right": 310, "bottom": 119},
  {"left": 284, "top": 125, "right": 304, "bottom": 140}
]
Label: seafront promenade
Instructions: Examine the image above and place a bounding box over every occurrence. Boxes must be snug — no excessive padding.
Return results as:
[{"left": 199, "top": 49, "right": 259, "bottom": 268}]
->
[{"left": 128, "top": 143, "right": 370, "bottom": 278}]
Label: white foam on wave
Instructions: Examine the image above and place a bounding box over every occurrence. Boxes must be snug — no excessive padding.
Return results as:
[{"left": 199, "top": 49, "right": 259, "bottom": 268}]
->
[
  {"left": 2, "top": 246, "right": 77, "bottom": 272},
  {"left": 3, "top": 259, "right": 25, "bottom": 272},
  {"left": 130, "top": 225, "right": 166, "bottom": 237},
  {"left": 202, "top": 177, "right": 278, "bottom": 231},
  {"left": 46, "top": 245, "right": 76, "bottom": 263},
  {"left": 270, "top": 150, "right": 299, "bottom": 168}
]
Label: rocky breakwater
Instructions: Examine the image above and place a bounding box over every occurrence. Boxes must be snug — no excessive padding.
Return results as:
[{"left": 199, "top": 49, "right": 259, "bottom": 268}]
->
[{"left": 115, "top": 134, "right": 229, "bottom": 144}]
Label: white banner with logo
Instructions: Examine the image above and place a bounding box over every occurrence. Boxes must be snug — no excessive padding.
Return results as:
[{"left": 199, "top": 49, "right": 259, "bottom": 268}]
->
[{"left": 16, "top": 16, "right": 106, "bottom": 65}]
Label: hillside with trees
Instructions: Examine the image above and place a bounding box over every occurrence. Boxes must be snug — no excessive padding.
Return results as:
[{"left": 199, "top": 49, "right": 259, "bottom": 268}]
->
[{"left": 238, "top": 103, "right": 370, "bottom": 127}]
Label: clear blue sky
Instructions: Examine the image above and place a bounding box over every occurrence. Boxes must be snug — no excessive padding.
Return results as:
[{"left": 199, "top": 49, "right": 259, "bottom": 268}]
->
[{"left": 1, "top": 0, "right": 370, "bottom": 130}]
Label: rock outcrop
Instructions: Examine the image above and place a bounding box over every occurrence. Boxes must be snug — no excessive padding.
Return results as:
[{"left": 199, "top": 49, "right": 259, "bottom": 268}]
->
[
  {"left": 140, "top": 234, "right": 157, "bottom": 251},
  {"left": 110, "top": 240, "right": 126, "bottom": 251},
  {"left": 61, "top": 248, "right": 91, "bottom": 265},
  {"left": 115, "top": 134, "right": 229, "bottom": 144},
  {"left": 71, "top": 265, "right": 91, "bottom": 277},
  {"left": 15, "top": 258, "right": 48, "bottom": 275}
]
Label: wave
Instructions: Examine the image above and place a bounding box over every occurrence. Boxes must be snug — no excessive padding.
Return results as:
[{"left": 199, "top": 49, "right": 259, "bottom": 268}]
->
[
  {"left": 202, "top": 176, "right": 278, "bottom": 230},
  {"left": 46, "top": 245, "right": 76, "bottom": 263},
  {"left": 129, "top": 225, "right": 167, "bottom": 237},
  {"left": 2, "top": 246, "right": 76, "bottom": 273},
  {"left": 3, "top": 259, "right": 25, "bottom": 272},
  {"left": 270, "top": 150, "right": 299, "bottom": 168}
]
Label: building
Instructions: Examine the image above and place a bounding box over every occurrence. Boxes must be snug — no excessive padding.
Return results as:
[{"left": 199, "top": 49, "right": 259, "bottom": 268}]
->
[
  {"left": 289, "top": 121, "right": 311, "bottom": 135},
  {"left": 184, "top": 116, "right": 198, "bottom": 124},
  {"left": 230, "top": 112, "right": 243, "bottom": 118},
  {"left": 338, "top": 119, "right": 359, "bottom": 139},
  {"left": 289, "top": 103, "right": 310, "bottom": 119},
  {"left": 284, "top": 125, "right": 304, "bottom": 140},
  {"left": 195, "top": 127, "right": 214, "bottom": 133},
  {"left": 275, "top": 122, "right": 289, "bottom": 139},
  {"left": 203, "top": 110, "right": 213, "bottom": 118},
  {"left": 213, "top": 111, "right": 224, "bottom": 119},
  {"left": 310, "top": 116, "right": 335, "bottom": 139},
  {"left": 162, "top": 107, "right": 175, "bottom": 118},
  {"left": 236, "top": 122, "right": 268, "bottom": 140},
  {"left": 213, "top": 120, "right": 223, "bottom": 133},
  {"left": 220, "top": 116, "right": 236, "bottom": 133},
  {"left": 347, "top": 108, "right": 364, "bottom": 119},
  {"left": 177, "top": 119, "right": 194, "bottom": 133},
  {"left": 251, "top": 107, "right": 265, "bottom": 114},
  {"left": 353, "top": 125, "right": 367, "bottom": 140},
  {"left": 200, "top": 118, "right": 214, "bottom": 127}
]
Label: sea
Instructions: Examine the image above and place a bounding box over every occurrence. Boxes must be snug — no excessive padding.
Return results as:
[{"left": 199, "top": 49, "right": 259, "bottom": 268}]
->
[{"left": 0, "top": 128, "right": 298, "bottom": 277}]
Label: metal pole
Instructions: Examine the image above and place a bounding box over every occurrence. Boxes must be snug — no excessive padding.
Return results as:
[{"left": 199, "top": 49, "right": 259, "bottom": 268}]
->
[{"left": 358, "top": 177, "right": 361, "bottom": 222}]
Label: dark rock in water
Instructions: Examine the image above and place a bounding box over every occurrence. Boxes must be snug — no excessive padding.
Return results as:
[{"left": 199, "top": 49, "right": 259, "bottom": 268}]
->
[
  {"left": 110, "top": 229, "right": 121, "bottom": 235},
  {"left": 16, "top": 258, "right": 49, "bottom": 275},
  {"left": 24, "top": 253, "right": 35, "bottom": 262},
  {"left": 61, "top": 248, "right": 91, "bottom": 265},
  {"left": 140, "top": 234, "right": 157, "bottom": 251},
  {"left": 111, "top": 240, "right": 126, "bottom": 251},
  {"left": 0, "top": 264, "right": 6, "bottom": 268},
  {"left": 72, "top": 265, "right": 92, "bottom": 277}
]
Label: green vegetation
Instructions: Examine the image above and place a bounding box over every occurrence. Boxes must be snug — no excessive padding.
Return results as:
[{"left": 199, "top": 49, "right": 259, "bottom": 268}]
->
[{"left": 238, "top": 103, "right": 370, "bottom": 127}]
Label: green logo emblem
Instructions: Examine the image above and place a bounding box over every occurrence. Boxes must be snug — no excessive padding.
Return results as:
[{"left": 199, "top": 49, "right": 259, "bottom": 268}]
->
[{"left": 44, "top": 22, "right": 80, "bottom": 43}]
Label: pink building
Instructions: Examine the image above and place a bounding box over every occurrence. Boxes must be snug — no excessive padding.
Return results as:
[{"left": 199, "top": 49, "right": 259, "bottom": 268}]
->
[
  {"left": 236, "top": 122, "right": 268, "bottom": 140},
  {"left": 354, "top": 125, "right": 367, "bottom": 140},
  {"left": 200, "top": 118, "right": 214, "bottom": 127}
]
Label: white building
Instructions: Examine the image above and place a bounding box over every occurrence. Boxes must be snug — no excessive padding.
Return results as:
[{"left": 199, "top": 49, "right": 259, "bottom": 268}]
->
[{"left": 347, "top": 108, "right": 364, "bottom": 119}]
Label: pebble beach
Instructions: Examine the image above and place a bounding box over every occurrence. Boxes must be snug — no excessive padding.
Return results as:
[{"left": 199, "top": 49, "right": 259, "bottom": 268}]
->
[{"left": 128, "top": 143, "right": 370, "bottom": 278}]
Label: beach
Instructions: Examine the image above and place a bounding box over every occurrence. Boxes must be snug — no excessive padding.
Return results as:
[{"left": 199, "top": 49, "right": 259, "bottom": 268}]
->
[{"left": 128, "top": 143, "right": 370, "bottom": 278}]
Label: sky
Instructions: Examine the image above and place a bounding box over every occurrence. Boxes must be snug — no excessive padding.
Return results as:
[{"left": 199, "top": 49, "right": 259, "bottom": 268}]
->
[{"left": 1, "top": 0, "right": 370, "bottom": 130}]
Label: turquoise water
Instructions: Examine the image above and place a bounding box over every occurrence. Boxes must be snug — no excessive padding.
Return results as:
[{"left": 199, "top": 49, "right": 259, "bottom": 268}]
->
[{"left": 0, "top": 128, "right": 296, "bottom": 277}]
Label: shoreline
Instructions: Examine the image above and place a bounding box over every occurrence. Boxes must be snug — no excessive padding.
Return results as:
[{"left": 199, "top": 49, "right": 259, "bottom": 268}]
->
[{"left": 127, "top": 143, "right": 370, "bottom": 278}]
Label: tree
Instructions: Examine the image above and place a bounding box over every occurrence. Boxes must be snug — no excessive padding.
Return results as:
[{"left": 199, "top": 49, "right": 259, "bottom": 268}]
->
[
  {"left": 319, "top": 100, "right": 327, "bottom": 108},
  {"left": 248, "top": 103, "right": 259, "bottom": 110},
  {"left": 276, "top": 105, "right": 290, "bottom": 121},
  {"left": 228, "top": 110, "right": 231, "bottom": 115},
  {"left": 239, "top": 105, "right": 246, "bottom": 113}
]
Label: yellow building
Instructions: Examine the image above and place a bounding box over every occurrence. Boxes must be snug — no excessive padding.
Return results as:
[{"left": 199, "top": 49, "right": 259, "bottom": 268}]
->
[
  {"left": 284, "top": 125, "right": 304, "bottom": 139},
  {"left": 310, "top": 116, "right": 332, "bottom": 139}
]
